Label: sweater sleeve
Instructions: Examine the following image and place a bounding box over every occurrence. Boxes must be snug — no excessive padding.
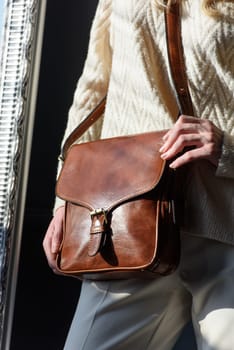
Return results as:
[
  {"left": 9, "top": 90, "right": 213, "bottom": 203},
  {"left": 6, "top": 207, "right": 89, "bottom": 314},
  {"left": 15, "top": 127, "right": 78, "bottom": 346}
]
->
[
  {"left": 216, "top": 132, "right": 234, "bottom": 179},
  {"left": 53, "top": 0, "right": 112, "bottom": 213}
]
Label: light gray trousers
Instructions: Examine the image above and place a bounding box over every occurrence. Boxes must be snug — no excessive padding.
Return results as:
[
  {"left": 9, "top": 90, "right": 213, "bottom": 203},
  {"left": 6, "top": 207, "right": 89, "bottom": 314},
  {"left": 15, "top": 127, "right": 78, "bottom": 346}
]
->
[{"left": 64, "top": 234, "right": 234, "bottom": 350}]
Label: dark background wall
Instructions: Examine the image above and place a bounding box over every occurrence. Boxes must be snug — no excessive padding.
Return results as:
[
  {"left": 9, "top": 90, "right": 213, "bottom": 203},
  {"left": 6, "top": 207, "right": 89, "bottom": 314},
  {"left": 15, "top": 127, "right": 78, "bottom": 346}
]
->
[{"left": 10, "top": 1, "right": 196, "bottom": 349}]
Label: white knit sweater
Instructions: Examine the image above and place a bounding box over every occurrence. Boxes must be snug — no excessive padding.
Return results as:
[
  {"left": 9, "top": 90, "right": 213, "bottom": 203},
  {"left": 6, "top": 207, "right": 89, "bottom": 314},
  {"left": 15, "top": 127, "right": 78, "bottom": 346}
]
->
[{"left": 55, "top": 0, "right": 234, "bottom": 244}]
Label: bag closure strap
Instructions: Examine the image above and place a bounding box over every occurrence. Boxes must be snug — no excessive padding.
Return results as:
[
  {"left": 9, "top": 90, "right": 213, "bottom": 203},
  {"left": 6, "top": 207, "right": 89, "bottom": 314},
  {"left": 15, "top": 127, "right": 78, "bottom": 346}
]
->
[{"left": 60, "top": 2, "right": 193, "bottom": 161}]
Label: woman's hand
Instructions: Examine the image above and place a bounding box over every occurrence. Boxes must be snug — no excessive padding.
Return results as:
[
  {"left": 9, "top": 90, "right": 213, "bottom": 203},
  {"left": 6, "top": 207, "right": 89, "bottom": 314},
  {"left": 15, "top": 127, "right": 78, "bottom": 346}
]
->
[
  {"left": 43, "top": 206, "right": 65, "bottom": 274},
  {"left": 159, "top": 115, "right": 223, "bottom": 169}
]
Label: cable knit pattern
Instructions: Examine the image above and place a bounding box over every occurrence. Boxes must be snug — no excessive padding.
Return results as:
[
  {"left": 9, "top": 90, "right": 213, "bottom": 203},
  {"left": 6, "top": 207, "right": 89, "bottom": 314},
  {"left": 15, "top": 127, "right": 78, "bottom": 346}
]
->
[{"left": 54, "top": 0, "right": 234, "bottom": 244}]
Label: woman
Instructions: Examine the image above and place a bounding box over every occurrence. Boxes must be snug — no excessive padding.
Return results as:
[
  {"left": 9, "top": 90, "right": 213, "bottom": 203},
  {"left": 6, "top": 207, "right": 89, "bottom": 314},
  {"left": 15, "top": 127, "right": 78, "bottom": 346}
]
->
[{"left": 43, "top": 0, "right": 234, "bottom": 349}]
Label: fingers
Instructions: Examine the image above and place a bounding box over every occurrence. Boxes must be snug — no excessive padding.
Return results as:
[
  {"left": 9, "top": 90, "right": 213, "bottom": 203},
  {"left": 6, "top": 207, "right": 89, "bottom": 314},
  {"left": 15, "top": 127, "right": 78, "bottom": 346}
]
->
[
  {"left": 168, "top": 143, "right": 216, "bottom": 169},
  {"left": 51, "top": 218, "right": 63, "bottom": 254},
  {"left": 43, "top": 206, "right": 65, "bottom": 273},
  {"left": 159, "top": 115, "right": 223, "bottom": 168},
  {"left": 43, "top": 220, "right": 57, "bottom": 270},
  {"left": 160, "top": 134, "right": 202, "bottom": 160},
  {"left": 161, "top": 116, "right": 206, "bottom": 152}
]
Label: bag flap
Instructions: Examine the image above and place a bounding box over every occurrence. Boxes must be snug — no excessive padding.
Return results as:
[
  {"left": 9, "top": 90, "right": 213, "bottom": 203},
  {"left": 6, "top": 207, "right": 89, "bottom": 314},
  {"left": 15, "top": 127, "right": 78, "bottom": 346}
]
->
[{"left": 56, "top": 131, "right": 166, "bottom": 211}]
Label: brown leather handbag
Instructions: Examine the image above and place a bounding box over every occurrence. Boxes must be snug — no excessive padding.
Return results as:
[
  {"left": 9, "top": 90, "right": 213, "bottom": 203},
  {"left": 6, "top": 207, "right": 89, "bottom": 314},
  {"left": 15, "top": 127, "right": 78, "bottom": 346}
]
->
[{"left": 55, "top": 4, "right": 194, "bottom": 280}]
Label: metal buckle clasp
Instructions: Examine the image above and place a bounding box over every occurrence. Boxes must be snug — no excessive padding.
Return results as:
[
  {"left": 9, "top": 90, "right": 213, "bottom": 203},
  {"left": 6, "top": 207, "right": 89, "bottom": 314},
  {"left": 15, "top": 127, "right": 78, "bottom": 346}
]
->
[{"left": 90, "top": 208, "right": 108, "bottom": 224}]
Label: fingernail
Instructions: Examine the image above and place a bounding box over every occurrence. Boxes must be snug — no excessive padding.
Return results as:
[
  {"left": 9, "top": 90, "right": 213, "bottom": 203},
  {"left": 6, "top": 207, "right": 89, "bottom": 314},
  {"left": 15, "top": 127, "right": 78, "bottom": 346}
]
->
[
  {"left": 159, "top": 146, "right": 165, "bottom": 153},
  {"left": 169, "top": 163, "right": 176, "bottom": 169},
  {"left": 161, "top": 153, "right": 167, "bottom": 159}
]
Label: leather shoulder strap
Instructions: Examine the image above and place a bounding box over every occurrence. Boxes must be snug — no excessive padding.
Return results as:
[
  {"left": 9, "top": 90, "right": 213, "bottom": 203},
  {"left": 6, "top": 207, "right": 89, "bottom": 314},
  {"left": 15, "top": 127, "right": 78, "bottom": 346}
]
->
[
  {"left": 60, "top": 98, "right": 106, "bottom": 160},
  {"left": 164, "top": 3, "right": 194, "bottom": 116},
  {"left": 60, "top": 2, "right": 193, "bottom": 161}
]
